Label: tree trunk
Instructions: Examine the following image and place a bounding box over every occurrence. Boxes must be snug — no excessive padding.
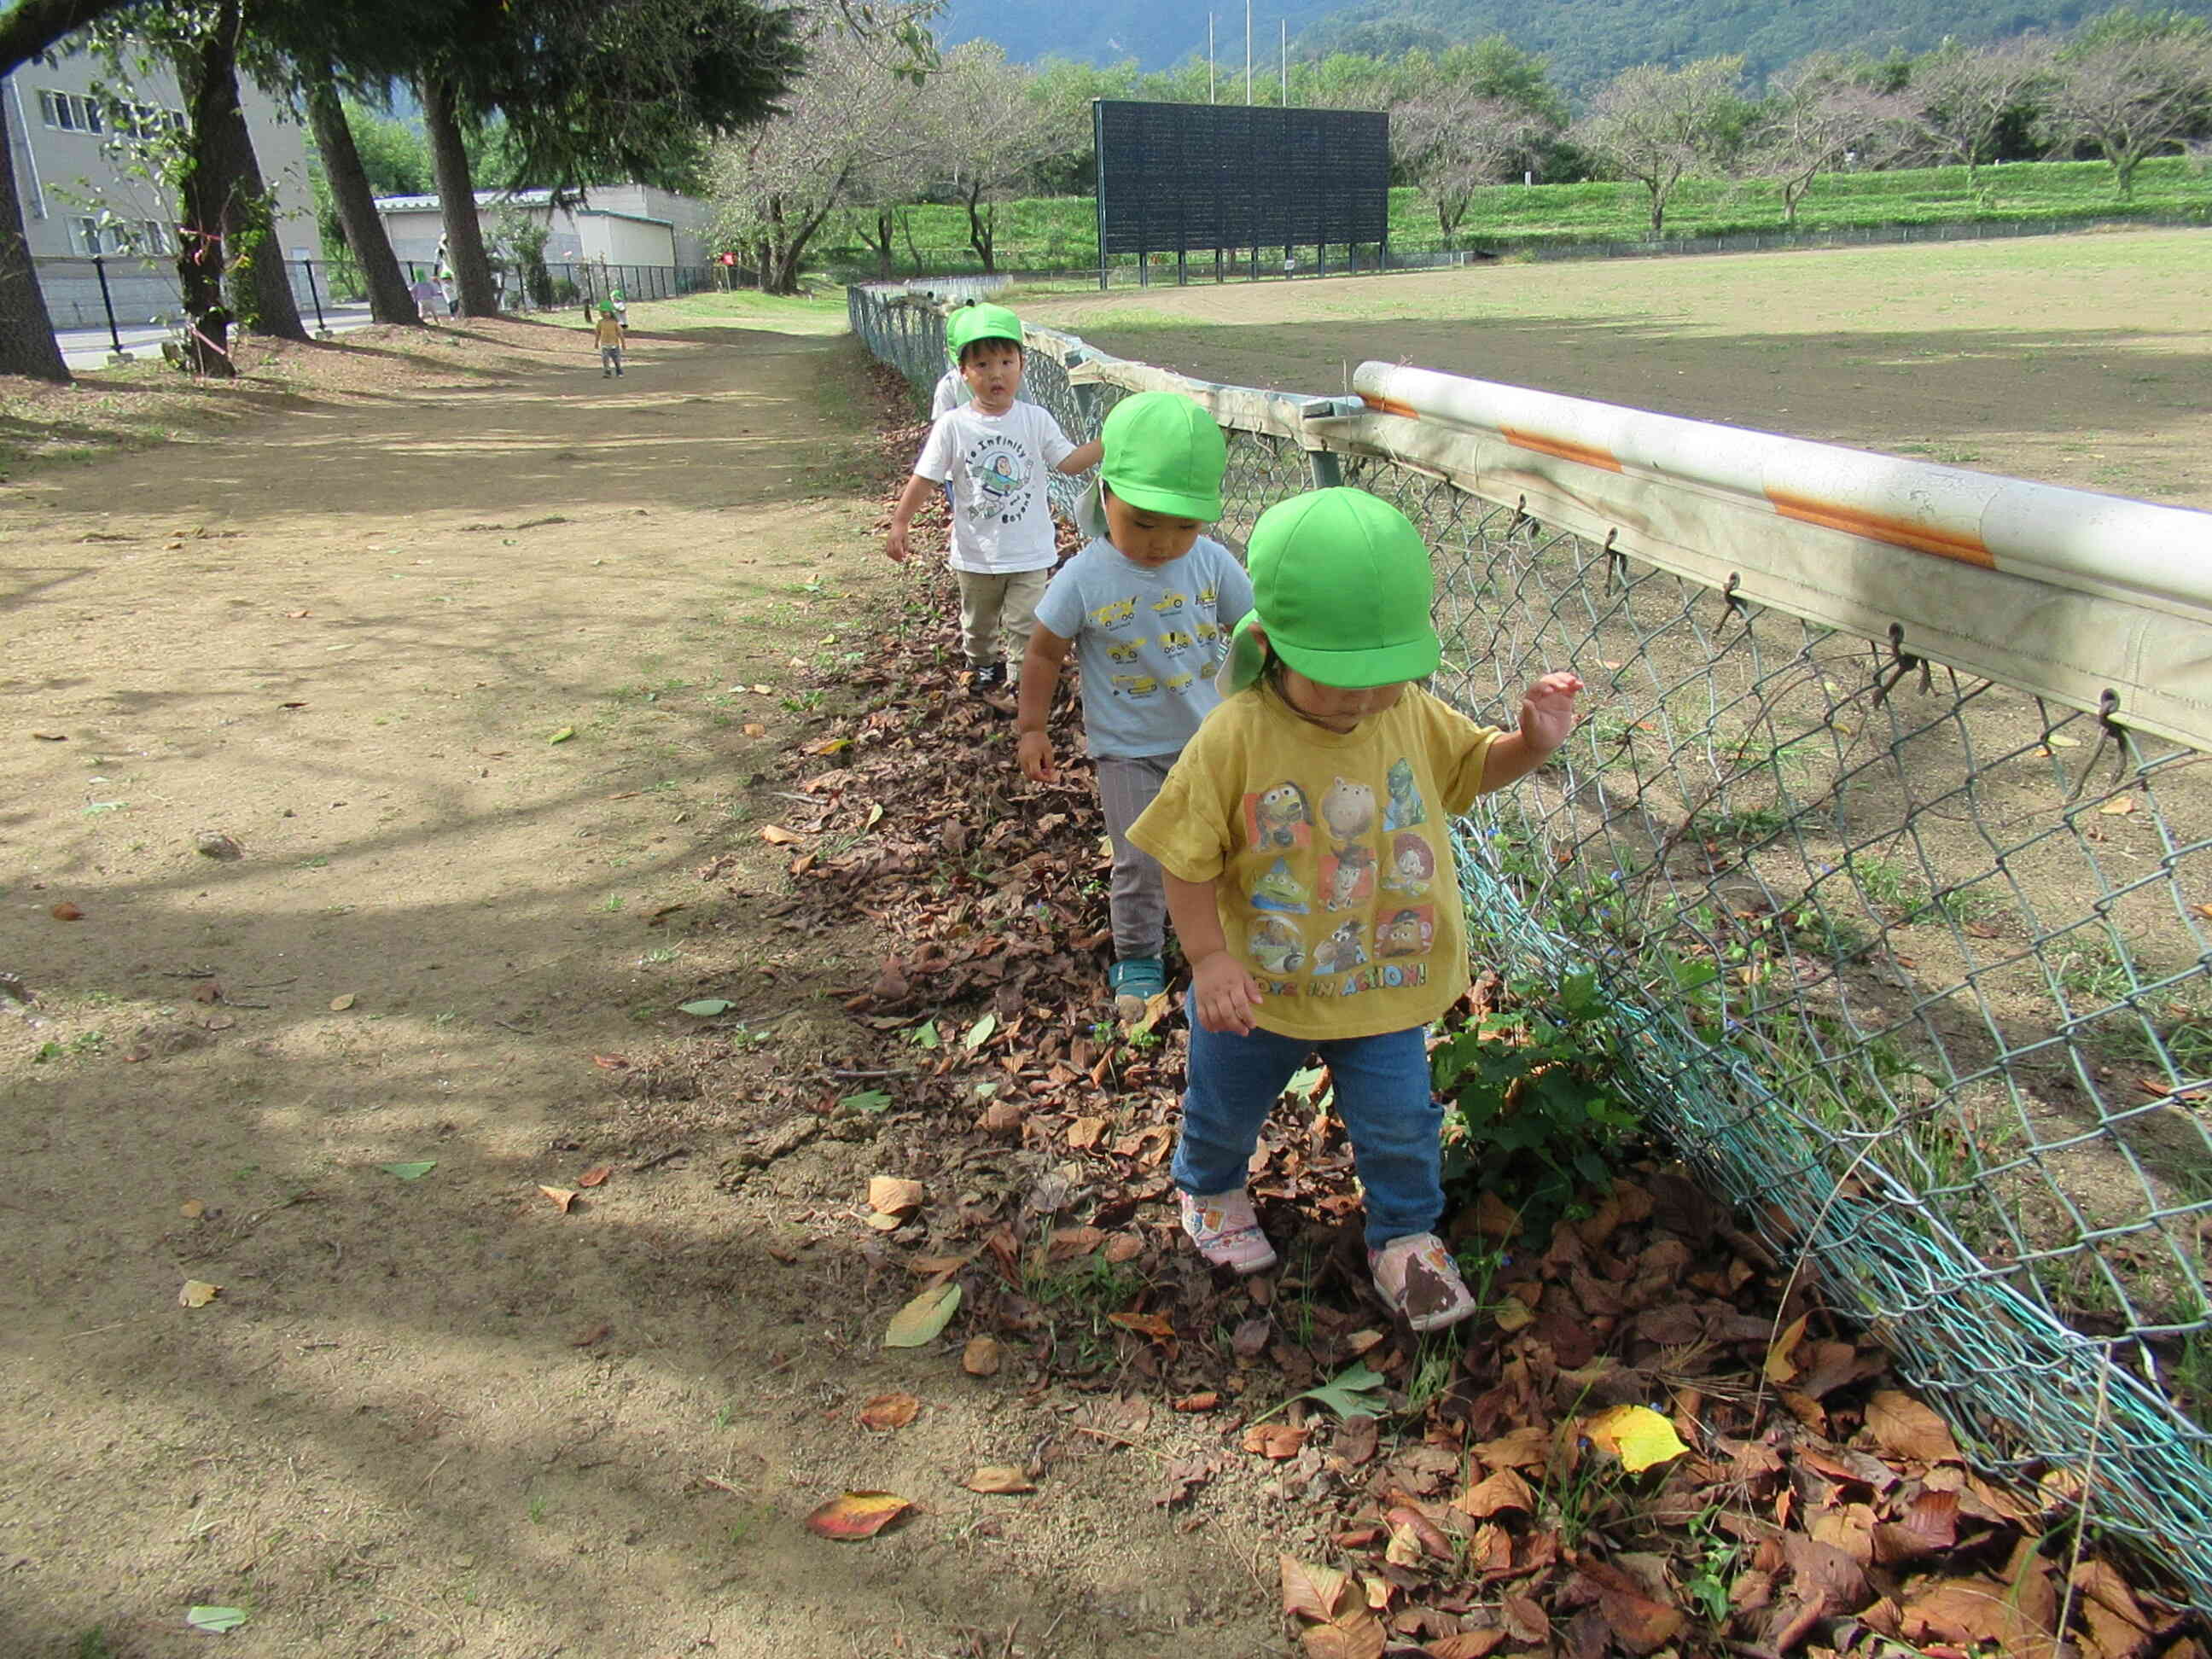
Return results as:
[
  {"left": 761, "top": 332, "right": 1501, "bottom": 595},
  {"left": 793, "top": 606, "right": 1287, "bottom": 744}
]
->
[
  {"left": 870, "top": 209, "right": 894, "bottom": 281},
  {"left": 306, "top": 65, "right": 417, "bottom": 326},
  {"left": 175, "top": 0, "right": 244, "bottom": 376},
  {"left": 212, "top": 79, "right": 307, "bottom": 341},
  {"left": 0, "top": 84, "right": 69, "bottom": 382},
  {"left": 963, "top": 183, "right": 995, "bottom": 272},
  {"left": 419, "top": 73, "right": 499, "bottom": 316},
  {"left": 0, "top": 0, "right": 128, "bottom": 80}
]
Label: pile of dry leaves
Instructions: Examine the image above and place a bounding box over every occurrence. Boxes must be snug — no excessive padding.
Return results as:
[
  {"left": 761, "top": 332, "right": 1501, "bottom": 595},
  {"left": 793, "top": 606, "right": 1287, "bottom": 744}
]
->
[{"left": 684, "top": 369, "right": 2205, "bottom": 1659}]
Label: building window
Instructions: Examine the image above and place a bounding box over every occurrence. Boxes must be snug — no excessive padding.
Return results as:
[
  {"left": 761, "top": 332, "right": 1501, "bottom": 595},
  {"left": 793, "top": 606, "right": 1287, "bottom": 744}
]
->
[
  {"left": 73, "top": 218, "right": 106, "bottom": 255},
  {"left": 141, "top": 220, "right": 172, "bottom": 254},
  {"left": 38, "top": 90, "right": 107, "bottom": 132}
]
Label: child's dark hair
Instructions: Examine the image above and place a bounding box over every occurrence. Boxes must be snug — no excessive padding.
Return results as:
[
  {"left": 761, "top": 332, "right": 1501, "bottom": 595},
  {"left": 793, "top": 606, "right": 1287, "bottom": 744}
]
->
[{"left": 958, "top": 336, "right": 1025, "bottom": 367}]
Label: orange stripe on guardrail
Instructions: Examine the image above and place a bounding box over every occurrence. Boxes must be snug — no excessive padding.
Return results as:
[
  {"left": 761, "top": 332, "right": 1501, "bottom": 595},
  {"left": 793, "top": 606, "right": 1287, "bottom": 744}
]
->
[
  {"left": 1500, "top": 428, "right": 1624, "bottom": 474},
  {"left": 1359, "top": 394, "right": 1421, "bottom": 420},
  {"left": 1767, "top": 492, "right": 1995, "bottom": 568}
]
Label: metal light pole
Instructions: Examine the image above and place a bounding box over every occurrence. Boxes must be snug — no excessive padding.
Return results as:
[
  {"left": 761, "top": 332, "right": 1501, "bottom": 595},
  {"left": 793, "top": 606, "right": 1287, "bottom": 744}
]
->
[
  {"left": 1281, "top": 19, "right": 1288, "bottom": 104},
  {"left": 1208, "top": 14, "right": 1215, "bottom": 103},
  {"left": 1244, "top": 0, "right": 1251, "bottom": 104}
]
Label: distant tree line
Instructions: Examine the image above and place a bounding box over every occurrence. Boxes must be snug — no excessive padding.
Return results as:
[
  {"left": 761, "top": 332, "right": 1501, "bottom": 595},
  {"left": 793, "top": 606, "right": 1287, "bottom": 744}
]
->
[{"left": 705, "top": 3, "right": 2212, "bottom": 283}]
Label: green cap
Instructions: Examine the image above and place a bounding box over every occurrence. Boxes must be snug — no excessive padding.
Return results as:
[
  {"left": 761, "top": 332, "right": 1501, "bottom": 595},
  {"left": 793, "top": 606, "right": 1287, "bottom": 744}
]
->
[
  {"left": 1100, "top": 393, "right": 1225, "bottom": 521},
  {"left": 611, "top": 287, "right": 625, "bottom": 300},
  {"left": 945, "top": 303, "right": 1023, "bottom": 362},
  {"left": 1220, "top": 488, "right": 1440, "bottom": 694},
  {"left": 598, "top": 301, "right": 615, "bottom": 315}
]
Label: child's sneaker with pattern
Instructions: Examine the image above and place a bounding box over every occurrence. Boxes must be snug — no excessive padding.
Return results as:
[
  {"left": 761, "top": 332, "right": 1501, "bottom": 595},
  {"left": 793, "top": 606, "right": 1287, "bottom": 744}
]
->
[
  {"left": 1369, "top": 1232, "right": 1478, "bottom": 1331},
  {"left": 1178, "top": 1187, "right": 1278, "bottom": 1274}
]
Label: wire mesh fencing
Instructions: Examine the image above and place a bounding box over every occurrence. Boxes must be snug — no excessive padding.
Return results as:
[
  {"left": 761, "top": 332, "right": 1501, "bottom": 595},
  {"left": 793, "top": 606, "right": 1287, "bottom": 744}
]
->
[{"left": 848, "top": 282, "right": 2212, "bottom": 1604}]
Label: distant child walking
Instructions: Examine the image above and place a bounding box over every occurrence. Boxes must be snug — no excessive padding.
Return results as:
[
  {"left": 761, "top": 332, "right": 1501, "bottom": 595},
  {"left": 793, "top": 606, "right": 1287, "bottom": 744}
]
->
[
  {"left": 1128, "top": 487, "right": 1581, "bottom": 1330},
  {"left": 886, "top": 306, "right": 1100, "bottom": 709},
  {"left": 594, "top": 303, "right": 626, "bottom": 377},
  {"left": 1016, "top": 392, "right": 1253, "bottom": 1020}
]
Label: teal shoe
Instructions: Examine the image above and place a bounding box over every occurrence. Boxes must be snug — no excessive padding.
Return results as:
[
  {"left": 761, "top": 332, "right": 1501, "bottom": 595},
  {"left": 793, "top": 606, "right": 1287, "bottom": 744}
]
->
[{"left": 1108, "top": 956, "right": 1167, "bottom": 1022}]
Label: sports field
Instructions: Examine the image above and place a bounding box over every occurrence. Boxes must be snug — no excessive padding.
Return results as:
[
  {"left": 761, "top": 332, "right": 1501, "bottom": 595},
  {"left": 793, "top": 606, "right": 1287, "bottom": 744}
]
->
[{"left": 1025, "top": 227, "right": 2212, "bottom": 511}]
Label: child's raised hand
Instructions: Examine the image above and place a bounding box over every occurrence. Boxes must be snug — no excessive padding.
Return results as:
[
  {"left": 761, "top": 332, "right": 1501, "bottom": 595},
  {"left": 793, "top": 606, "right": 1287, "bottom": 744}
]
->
[
  {"left": 884, "top": 526, "right": 911, "bottom": 564},
  {"left": 1518, "top": 671, "right": 1582, "bottom": 756},
  {"left": 1016, "top": 730, "right": 1057, "bottom": 783},
  {"left": 1190, "top": 951, "right": 1264, "bottom": 1036}
]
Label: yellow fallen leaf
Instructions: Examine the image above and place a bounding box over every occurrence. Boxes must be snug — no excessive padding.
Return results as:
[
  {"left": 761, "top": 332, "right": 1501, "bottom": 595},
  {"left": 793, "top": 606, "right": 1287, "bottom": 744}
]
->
[
  {"left": 539, "top": 1185, "right": 579, "bottom": 1214},
  {"left": 2046, "top": 733, "right": 2081, "bottom": 748},
  {"left": 179, "top": 1279, "right": 221, "bottom": 1308},
  {"left": 742, "top": 723, "right": 767, "bottom": 737},
  {"left": 329, "top": 992, "right": 356, "bottom": 1011},
  {"left": 2098, "top": 796, "right": 2138, "bottom": 816},
  {"left": 867, "top": 1175, "right": 924, "bottom": 1216},
  {"left": 179, "top": 1199, "right": 204, "bottom": 1220},
  {"left": 803, "top": 1490, "right": 911, "bottom": 1540},
  {"left": 1583, "top": 1403, "right": 1690, "bottom": 1473},
  {"left": 964, "top": 1465, "right": 1034, "bottom": 1493},
  {"left": 1493, "top": 1295, "right": 1534, "bottom": 1332},
  {"left": 759, "top": 824, "right": 805, "bottom": 846},
  {"left": 1765, "top": 1312, "right": 1808, "bottom": 1384}
]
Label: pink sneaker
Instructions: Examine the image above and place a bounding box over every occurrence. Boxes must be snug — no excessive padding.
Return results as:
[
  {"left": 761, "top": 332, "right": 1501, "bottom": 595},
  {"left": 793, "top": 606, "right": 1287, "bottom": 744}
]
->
[
  {"left": 1178, "top": 1188, "right": 1278, "bottom": 1274},
  {"left": 1370, "top": 1233, "right": 1478, "bottom": 1332}
]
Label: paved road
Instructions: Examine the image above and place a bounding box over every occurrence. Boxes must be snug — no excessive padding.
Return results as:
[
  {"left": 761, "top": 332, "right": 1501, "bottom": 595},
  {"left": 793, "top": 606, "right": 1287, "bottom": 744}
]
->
[{"left": 58, "top": 303, "right": 378, "bottom": 371}]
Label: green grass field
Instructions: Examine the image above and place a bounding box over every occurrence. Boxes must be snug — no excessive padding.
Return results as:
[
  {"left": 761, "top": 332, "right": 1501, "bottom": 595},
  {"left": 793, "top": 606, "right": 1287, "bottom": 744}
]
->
[{"left": 831, "top": 156, "right": 2212, "bottom": 276}]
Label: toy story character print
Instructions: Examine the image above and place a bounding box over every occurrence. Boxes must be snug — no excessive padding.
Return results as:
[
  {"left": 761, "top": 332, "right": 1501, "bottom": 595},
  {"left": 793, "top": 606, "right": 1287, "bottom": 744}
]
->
[
  {"left": 964, "top": 432, "right": 1034, "bottom": 524},
  {"left": 1312, "top": 917, "right": 1368, "bottom": 975},
  {"left": 1249, "top": 858, "right": 1311, "bottom": 914},
  {"left": 1318, "top": 844, "right": 1377, "bottom": 912},
  {"left": 1318, "top": 777, "right": 1377, "bottom": 844},
  {"left": 1376, "top": 906, "right": 1435, "bottom": 959},
  {"left": 1383, "top": 757, "right": 1428, "bottom": 830},
  {"left": 1247, "top": 783, "right": 1312, "bottom": 850},
  {"left": 1246, "top": 915, "right": 1307, "bottom": 975},
  {"left": 1382, "top": 832, "right": 1435, "bottom": 896}
]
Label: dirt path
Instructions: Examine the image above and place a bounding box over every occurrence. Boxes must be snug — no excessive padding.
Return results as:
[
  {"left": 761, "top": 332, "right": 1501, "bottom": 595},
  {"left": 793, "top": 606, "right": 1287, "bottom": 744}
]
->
[{"left": 1, "top": 321, "right": 1281, "bottom": 1657}]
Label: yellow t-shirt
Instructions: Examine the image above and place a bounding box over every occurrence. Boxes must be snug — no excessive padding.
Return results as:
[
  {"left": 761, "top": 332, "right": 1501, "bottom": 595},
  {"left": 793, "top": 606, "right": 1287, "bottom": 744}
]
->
[{"left": 1128, "top": 683, "right": 1500, "bottom": 1041}]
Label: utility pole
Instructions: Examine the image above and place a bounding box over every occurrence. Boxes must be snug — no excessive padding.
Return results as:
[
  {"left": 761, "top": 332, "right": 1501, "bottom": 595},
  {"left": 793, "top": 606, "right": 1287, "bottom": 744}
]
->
[
  {"left": 1280, "top": 18, "right": 1288, "bottom": 104},
  {"left": 1244, "top": 0, "right": 1251, "bottom": 105},
  {"left": 1208, "top": 13, "right": 1215, "bottom": 104}
]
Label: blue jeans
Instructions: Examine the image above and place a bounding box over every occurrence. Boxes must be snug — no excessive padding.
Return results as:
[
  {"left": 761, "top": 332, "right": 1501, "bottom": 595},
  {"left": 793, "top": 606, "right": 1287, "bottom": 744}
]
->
[{"left": 1174, "top": 1010, "right": 1442, "bottom": 1250}]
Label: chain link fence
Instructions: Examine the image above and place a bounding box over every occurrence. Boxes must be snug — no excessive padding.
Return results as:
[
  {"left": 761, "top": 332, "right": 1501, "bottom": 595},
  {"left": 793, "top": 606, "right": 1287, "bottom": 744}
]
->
[{"left": 850, "top": 282, "right": 2212, "bottom": 1605}]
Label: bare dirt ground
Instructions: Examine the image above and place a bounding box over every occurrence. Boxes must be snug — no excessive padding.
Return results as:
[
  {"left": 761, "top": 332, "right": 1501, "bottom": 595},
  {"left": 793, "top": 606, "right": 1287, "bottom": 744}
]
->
[
  {"left": 1024, "top": 228, "right": 2212, "bottom": 510},
  {"left": 0, "top": 316, "right": 1287, "bottom": 1658}
]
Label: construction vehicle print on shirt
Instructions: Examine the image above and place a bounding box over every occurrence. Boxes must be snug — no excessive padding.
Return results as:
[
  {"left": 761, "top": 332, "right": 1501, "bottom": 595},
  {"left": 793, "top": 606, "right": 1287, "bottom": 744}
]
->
[
  {"left": 1104, "top": 637, "right": 1150, "bottom": 663},
  {"left": 1110, "top": 673, "right": 1160, "bottom": 700},
  {"left": 1155, "top": 629, "right": 1196, "bottom": 657},
  {"left": 1089, "top": 597, "right": 1138, "bottom": 630},
  {"left": 1150, "top": 590, "right": 1190, "bottom": 616}
]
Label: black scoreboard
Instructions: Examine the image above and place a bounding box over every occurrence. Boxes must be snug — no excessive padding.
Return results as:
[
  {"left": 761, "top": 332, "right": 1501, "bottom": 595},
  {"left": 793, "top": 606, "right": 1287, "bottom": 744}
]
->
[{"left": 1092, "top": 100, "right": 1391, "bottom": 262}]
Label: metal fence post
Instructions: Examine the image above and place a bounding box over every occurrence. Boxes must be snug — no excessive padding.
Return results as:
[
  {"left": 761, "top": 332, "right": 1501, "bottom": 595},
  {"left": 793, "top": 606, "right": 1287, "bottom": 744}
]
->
[
  {"left": 92, "top": 255, "right": 129, "bottom": 361},
  {"left": 302, "top": 259, "right": 329, "bottom": 337}
]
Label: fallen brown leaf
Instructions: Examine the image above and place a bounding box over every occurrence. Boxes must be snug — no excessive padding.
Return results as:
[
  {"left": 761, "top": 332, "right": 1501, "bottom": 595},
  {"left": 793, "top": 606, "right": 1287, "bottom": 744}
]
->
[
  {"left": 963, "top": 1465, "right": 1033, "bottom": 1493},
  {"left": 858, "top": 1392, "right": 920, "bottom": 1431},
  {"left": 178, "top": 1279, "right": 221, "bottom": 1307},
  {"left": 759, "top": 824, "right": 805, "bottom": 845},
  {"left": 577, "top": 1165, "right": 612, "bottom": 1188},
  {"left": 802, "top": 1491, "right": 911, "bottom": 1540},
  {"left": 50, "top": 902, "right": 83, "bottom": 921},
  {"left": 1172, "top": 1391, "right": 1220, "bottom": 1412},
  {"left": 539, "top": 1185, "right": 579, "bottom": 1214},
  {"left": 1864, "top": 1389, "right": 1960, "bottom": 1464},
  {"left": 1244, "top": 1423, "right": 1309, "bottom": 1459},
  {"left": 867, "top": 1175, "right": 924, "bottom": 1216},
  {"left": 961, "top": 1336, "right": 1002, "bottom": 1377},
  {"left": 570, "top": 1323, "right": 612, "bottom": 1348}
]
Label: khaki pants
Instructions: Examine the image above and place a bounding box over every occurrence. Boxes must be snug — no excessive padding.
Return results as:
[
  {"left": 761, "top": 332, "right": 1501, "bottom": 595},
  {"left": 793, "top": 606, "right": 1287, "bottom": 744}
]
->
[
  {"left": 1095, "top": 752, "right": 1176, "bottom": 960},
  {"left": 955, "top": 568, "right": 1050, "bottom": 670}
]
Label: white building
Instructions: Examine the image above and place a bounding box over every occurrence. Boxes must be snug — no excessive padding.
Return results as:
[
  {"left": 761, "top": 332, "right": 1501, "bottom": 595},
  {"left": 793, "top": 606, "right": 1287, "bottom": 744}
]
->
[
  {"left": 372, "top": 183, "right": 716, "bottom": 279},
  {"left": 3, "top": 44, "right": 321, "bottom": 331}
]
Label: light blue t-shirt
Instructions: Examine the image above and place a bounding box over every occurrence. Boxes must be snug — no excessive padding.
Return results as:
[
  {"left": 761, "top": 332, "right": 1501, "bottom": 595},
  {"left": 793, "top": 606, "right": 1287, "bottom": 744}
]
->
[{"left": 1033, "top": 537, "right": 1254, "bottom": 760}]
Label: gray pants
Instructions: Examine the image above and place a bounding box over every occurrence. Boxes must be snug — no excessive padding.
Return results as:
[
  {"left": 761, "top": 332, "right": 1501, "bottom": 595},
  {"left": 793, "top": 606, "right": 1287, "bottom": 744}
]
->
[
  {"left": 955, "top": 568, "right": 1049, "bottom": 669},
  {"left": 1096, "top": 752, "right": 1176, "bottom": 961}
]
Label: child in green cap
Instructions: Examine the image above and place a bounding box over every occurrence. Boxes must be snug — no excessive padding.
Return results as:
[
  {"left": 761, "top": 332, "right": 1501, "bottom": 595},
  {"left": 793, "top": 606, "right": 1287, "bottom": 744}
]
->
[
  {"left": 1127, "top": 486, "right": 1581, "bottom": 1331},
  {"left": 593, "top": 302, "right": 626, "bottom": 377},
  {"left": 886, "top": 305, "right": 1100, "bottom": 709},
  {"left": 1016, "top": 392, "right": 1254, "bottom": 1020}
]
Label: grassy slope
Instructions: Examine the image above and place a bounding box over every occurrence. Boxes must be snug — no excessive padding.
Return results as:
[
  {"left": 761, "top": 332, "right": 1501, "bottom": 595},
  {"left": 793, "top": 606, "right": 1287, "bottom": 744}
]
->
[{"left": 831, "top": 156, "right": 2212, "bottom": 273}]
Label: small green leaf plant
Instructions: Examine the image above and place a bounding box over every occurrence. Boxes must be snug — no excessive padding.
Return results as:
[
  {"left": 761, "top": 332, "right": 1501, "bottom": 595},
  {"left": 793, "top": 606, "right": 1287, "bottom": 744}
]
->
[{"left": 1430, "top": 969, "right": 1641, "bottom": 1240}]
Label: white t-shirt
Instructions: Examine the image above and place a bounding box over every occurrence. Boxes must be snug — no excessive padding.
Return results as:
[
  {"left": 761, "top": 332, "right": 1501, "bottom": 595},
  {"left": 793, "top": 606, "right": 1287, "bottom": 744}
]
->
[
  {"left": 931, "top": 370, "right": 962, "bottom": 419},
  {"left": 914, "top": 402, "right": 1075, "bottom": 574}
]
